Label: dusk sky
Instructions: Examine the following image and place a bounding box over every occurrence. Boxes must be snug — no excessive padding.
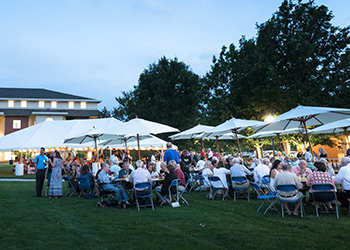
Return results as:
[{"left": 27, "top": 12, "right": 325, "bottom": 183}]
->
[{"left": 1, "top": 0, "right": 349, "bottom": 110}]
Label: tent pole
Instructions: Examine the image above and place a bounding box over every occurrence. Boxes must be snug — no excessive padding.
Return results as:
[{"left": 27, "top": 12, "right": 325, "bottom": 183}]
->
[
  {"left": 303, "top": 121, "right": 314, "bottom": 161},
  {"left": 234, "top": 129, "right": 242, "bottom": 157},
  {"left": 137, "top": 134, "right": 141, "bottom": 160},
  {"left": 95, "top": 137, "right": 99, "bottom": 163}
]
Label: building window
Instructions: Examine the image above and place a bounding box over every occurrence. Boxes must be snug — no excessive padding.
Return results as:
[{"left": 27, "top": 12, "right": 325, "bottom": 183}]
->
[
  {"left": 68, "top": 101, "right": 74, "bottom": 109},
  {"left": 21, "top": 100, "right": 27, "bottom": 108},
  {"left": 39, "top": 101, "right": 45, "bottom": 108},
  {"left": 51, "top": 101, "right": 57, "bottom": 108},
  {"left": 13, "top": 120, "right": 21, "bottom": 129},
  {"left": 8, "top": 100, "right": 14, "bottom": 108},
  {"left": 80, "top": 102, "right": 86, "bottom": 109},
  {"left": 45, "top": 117, "right": 54, "bottom": 121}
]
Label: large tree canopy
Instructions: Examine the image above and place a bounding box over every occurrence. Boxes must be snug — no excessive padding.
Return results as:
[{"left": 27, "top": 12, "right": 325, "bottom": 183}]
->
[
  {"left": 114, "top": 56, "right": 201, "bottom": 131},
  {"left": 201, "top": 0, "right": 350, "bottom": 124}
]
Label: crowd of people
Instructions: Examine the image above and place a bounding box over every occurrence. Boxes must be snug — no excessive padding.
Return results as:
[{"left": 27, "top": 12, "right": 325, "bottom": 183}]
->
[{"left": 29, "top": 143, "right": 350, "bottom": 215}]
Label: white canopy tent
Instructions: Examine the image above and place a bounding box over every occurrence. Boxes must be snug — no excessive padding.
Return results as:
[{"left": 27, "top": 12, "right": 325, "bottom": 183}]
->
[{"left": 0, "top": 118, "right": 124, "bottom": 151}]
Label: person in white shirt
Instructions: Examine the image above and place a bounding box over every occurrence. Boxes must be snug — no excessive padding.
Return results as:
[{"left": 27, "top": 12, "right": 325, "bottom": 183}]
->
[
  {"left": 196, "top": 156, "right": 206, "bottom": 170},
  {"left": 230, "top": 158, "right": 252, "bottom": 188},
  {"left": 110, "top": 151, "right": 122, "bottom": 166},
  {"left": 195, "top": 161, "right": 213, "bottom": 191},
  {"left": 212, "top": 161, "right": 230, "bottom": 190},
  {"left": 250, "top": 158, "right": 260, "bottom": 169},
  {"left": 304, "top": 147, "right": 313, "bottom": 161},
  {"left": 333, "top": 157, "right": 350, "bottom": 208},
  {"left": 254, "top": 158, "right": 270, "bottom": 184},
  {"left": 129, "top": 160, "right": 153, "bottom": 206}
]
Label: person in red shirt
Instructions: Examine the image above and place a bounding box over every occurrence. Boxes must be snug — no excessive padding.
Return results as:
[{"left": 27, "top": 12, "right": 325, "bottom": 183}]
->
[
  {"left": 200, "top": 148, "right": 207, "bottom": 160},
  {"left": 169, "top": 160, "right": 186, "bottom": 192}
]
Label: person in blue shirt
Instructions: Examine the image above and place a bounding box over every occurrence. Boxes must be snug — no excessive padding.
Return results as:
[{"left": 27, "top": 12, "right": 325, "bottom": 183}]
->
[
  {"left": 163, "top": 142, "right": 180, "bottom": 164},
  {"left": 34, "top": 147, "right": 48, "bottom": 197}
]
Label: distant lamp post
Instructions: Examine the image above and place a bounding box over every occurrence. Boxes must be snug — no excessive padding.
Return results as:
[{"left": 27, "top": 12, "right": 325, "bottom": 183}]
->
[{"left": 264, "top": 115, "right": 276, "bottom": 157}]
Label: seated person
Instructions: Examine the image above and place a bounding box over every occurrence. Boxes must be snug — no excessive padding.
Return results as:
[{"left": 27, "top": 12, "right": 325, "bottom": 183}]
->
[
  {"left": 98, "top": 163, "right": 131, "bottom": 207},
  {"left": 68, "top": 164, "right": 80, "bottom": 192},
  {"left": 80, "top": 164, "right": 95, "bottom": 190},
  {"left": 254, "top": 158, "right": 270, "bottom": 185},
  {"left": 306, "top": 158, "right": 315, "bottom": 171},
  {"left": 147, "top": 163, "right": 159, "bottom": 178},
  {"left": 306, "top": 161, "right": 335, "bottom": 211},
  {"left": 129, "top": 160, "right": 153, "bottom": 205},
  {"left": 292, "top": 160, "right": 313, "bottom": 177},
  {"left": 171, "top": 160, "right": 186, "bottom": 192},
  {"left": 230, "top": 157, "right": 251, "bottom": 189},
  {"left": 212, "top": 161, "right": 230, "bottom": 192},
  {"left": 119, "top": 161, "right": 133, "bottom": 178},
  {"left": 154, "top": 164, "right": 178, "bottom": 205},
  {"left": 159, "top": 162, "right": 169, "bottom": 179},
  {"left": 180, "top": 161, "right": 190, "bottom": 180},
  {"left": 195, "top": 161, "right": 213, "bottom": 191},
  {"left": 196, "top": 156, "right": 206, "bottom": 170},
  {"left": 274, "top": 163, "right": 303, "bottom": 216},
  {"left": 333, "top": 157, "right": 350, "bottom": 208}
]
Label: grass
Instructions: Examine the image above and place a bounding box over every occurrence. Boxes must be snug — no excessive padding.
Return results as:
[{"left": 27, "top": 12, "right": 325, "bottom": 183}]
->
[
  {"left": 1, "top": 180, "right": 350, "bottom": 250},
  {"left": 0, "top": 164, "right": 35, "bottom": 179}
]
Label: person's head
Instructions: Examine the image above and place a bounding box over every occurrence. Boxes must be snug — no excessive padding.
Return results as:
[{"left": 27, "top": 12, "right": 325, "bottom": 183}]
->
[
  {"left": 135, "top": 160, "right": 143, "bottom": 169},
  {"left": 124, "top": 161, "right": 131, "bottom": 171},
  {"left": 105, "top": 159, "right": 111, "bottom": 166},
  {"left": 166, "top": 142, "right": 172, "bottom": 149},
  {"left": 40, "top": 147, "right": 45, "bottom": 155},
  {"left": 207, "top": 148, "right": 211, "bottom": 152},
  {"left": 217, "top": 161, "right": 224, "bottom": 169},
  {"left": 102, "top": 163, "right": 110, "bottom": 171},
  {"left": 211, "top": 157, "right": 218, "bottom": 167},
  {"left": 190, "top": 151, "right": 195, "bottom": 156},
  {"left": 314, "top": 161, "right": 326, "bottom": 172},
  {"left": 54, "top": 150, "right": 61, "bottom": 159},
  {"left": 306, "top": 147, "right": 311, "bottom": 152},
  {"left": 204, "top": 160, "right": 211, "bottom": 169},
  {"left": 298, "top": 160, "right": 307, "bottom": 170},
  {"left": 271, "top": 159, "right": 282, "bottom": 171},
  {"left": 340, "top": 157, "right": 350, "bottom": 167},
  {"left": 232, "top": 157, "right": 240, "bottom": 165},
  {"left": 319, "top": 158, "right": 329, "bottom": 167},
  {"left": 167, "top": 164, "right": 176, "bottom": 173},
  {"left": 113, "top": 150, "right": 118, "bottom": 156},
  {"left": 169, "top": 160, "right": 177, "bottom": 167},
  {"left": 81, "top": 164, "right": 89, "bottom": 175},
  {"left": 284, "top": 155, "right": 291, "bottom": 162},
  {"left": 148, "top": 162, "right": 156, "bottom": 173},
  {"left": 182, "top": 150, "right": 189, "bottom": 156},
  {"left": 282, "top": 163, "right": 292, "bottom": 172},
  {"left": 200, "top": 156, "right": 205, "bottom": 161},
  {"left": 160, "top": 162, "right": 167, "bottom": 171},
  {"left": 253, "top": 158, "right": 260, "bottom": 165},
  {"left": 262, "top": 158, "right": 270, "bottom": 166},
  {"left": 319, "top": 147, "right": 326, "bottom": 154}
]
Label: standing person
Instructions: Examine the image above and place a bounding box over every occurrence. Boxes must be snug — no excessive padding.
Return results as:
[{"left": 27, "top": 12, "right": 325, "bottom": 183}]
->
[
  {"left": 45, "top": 151, "right": 54, "bottom": 196},
  {"left": 189, "top": 151, "right": 198, "bottom": 163},
  {"left": 163, "top": 142, "right": 180, "bottom": 164},
  {"left": 48, "top": 150, "right": 63, "bottom": 198},
  {"left": 34, "top": 147, "right": 48, "bottom": 197},
  {"left": 318, "top": 147, "right": 328, "bottom": 159}
]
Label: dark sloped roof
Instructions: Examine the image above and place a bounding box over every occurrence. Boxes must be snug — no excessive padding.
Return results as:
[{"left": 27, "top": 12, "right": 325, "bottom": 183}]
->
[
  {"left": 2, "top": 109, "right": 99, "bottom": 117},
  {"left": 0, "top": 88, "right": 97, "bottom": 101}
]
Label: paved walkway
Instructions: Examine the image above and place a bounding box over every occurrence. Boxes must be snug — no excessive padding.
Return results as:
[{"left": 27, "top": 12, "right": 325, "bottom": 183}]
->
[{"left": 0, "top": 178, "right": 35, "bottom": 182}]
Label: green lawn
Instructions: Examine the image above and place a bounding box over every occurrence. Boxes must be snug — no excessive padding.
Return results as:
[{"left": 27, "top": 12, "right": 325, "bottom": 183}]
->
[
  {"left": 0, "top": 181, "right": 349, "bottom": 250},
  {"left": 0, "top": 164, "right": 35, "bottom": 179}
]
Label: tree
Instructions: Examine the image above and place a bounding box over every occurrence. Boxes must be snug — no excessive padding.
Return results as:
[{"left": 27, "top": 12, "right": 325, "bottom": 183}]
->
[
  {"left": 115, "top": 56, "right": 201, "bottom": 132},
  {"left": 98, "top": 106, "right": 111, "bottom": 118}
]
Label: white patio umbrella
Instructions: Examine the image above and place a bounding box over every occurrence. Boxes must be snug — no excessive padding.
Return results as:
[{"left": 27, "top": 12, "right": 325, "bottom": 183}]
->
[
  {"left": 64, "top": 126, "right": 125, "bottom": 161},
  {"left": 193, "top": 132, "right": 246, "bottom": 153},
  {"left": 207, "top": 117, "right": 266, "bottom": 157},
  {"left": 169, "top": 124, "right": 214, "bottom": 149},
  {"left": 255, "top": 105, "right": 350, "bottom": 160},
  {"left": 248, "top": 128, "right": 303, "bottom": 153},
  {"left": 103, "top": 135, "right": 178, "bottom": 150},
  {"left": 103, "top": 117, "right": 179, "bottom": 160},
  {"left": 309, "top": 118, "right": 350, "bottom": 148}
]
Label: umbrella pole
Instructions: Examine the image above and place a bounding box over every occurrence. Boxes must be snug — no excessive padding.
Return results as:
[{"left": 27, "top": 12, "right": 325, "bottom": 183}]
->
[
  {"left": 302, "top": 121, "right": 314, "bottom": 161},
  {"left": 234, "top": 129, "right": 242, "bottom": 157},
  {"left": 137, "top": 134, "right": 141, "bottom": 160},
  {"left": 124, "top": 138, "right": 128, "bottom": 158},
  {"left": 201, "top": 138, "right": 204, "bottom": 150},
  {"left": 344, "top": 128, "right": 350, "bottom": 152},
  {"left": 277, "top": 134, "right": 284, "bottom": 155},
  {"left": 216, "top": 136, "right": 219, "bottom": 153}
]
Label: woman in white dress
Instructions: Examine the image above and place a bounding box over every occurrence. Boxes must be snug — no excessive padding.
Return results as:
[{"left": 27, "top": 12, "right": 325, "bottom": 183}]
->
[{"left": 269, "top": 159, "right": 282, "bottom": 191}]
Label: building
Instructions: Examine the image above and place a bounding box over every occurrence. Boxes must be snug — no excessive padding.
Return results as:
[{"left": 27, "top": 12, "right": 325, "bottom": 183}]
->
[{"left": 0, "top": 88, "right": 100, "bottom": 137}]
